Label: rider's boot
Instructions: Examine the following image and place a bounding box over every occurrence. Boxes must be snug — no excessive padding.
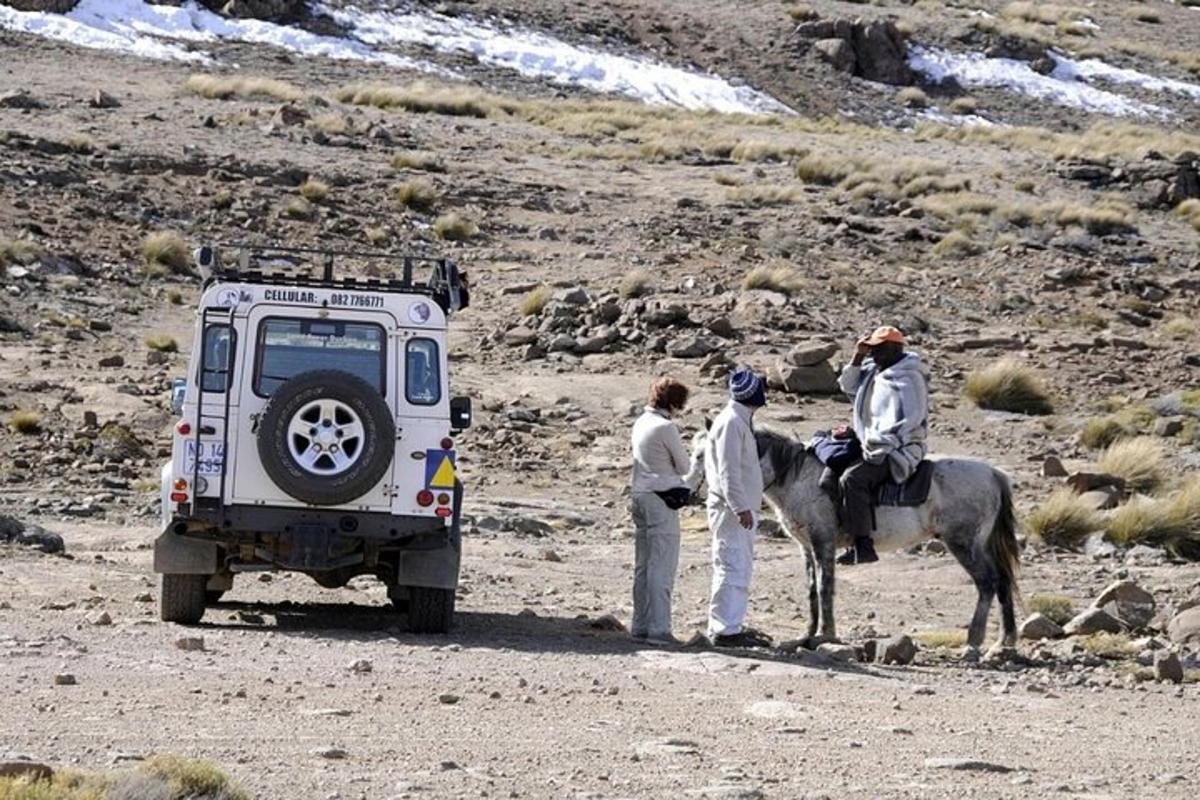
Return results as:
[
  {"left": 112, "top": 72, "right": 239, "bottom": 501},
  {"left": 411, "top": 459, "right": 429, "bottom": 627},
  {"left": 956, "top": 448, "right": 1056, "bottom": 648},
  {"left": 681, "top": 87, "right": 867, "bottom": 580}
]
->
[{"left": 836, "top": 536, "right": 879, "bottom": 566}]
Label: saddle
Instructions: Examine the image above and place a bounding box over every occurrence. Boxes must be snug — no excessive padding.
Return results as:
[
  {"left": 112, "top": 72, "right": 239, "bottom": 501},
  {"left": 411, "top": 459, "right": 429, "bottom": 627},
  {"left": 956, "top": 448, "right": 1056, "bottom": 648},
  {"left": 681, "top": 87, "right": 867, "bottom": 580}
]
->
[
  {"left": 874, "top": 459, "right": 935, "bottom": 508},
  {"left": 811, "top": 430, "right": 935, "bottom": 510}
]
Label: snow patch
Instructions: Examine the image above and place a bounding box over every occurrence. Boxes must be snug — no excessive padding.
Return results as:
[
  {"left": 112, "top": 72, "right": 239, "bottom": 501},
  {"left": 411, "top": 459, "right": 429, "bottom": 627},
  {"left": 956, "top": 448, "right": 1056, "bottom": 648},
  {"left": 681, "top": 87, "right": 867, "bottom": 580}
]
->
[
  {"left": 0, "top": 0, "right": 438, "bottom": 71},
  {"left": 907, "top": 46, "right": 1169, "bottom": 118},
  {"left": 319, "top": 2, "right": 790, "bottom": 115},
  {"left": 1051, "top": 52, "right": 1200, "bottom": 103}
]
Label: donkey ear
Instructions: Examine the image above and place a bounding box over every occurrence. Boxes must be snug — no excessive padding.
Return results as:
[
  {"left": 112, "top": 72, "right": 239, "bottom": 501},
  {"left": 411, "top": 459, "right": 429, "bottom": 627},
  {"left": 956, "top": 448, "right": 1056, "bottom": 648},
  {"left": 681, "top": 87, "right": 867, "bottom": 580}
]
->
[{"left": 704, "top": 416, "right": 713, "bottom": 431}]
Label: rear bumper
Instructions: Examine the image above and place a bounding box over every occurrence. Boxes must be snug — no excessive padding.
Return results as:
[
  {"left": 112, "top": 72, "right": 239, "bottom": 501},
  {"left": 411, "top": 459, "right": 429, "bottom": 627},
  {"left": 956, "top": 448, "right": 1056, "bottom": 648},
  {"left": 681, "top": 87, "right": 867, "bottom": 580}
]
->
[{"left": 176, "top": 502, "right": 447, "bottom": 542}]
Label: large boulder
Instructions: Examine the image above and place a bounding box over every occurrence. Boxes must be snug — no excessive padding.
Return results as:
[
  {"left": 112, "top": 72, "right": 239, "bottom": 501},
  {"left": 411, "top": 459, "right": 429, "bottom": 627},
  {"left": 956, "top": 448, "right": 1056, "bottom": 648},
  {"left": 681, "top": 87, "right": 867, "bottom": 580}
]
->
[
  {"left": 770, "top": 361, "right": 840, "bottom": 395},
  {"left": 1168, "top": 607, "right": 1200, "bottom": 645},
  {"left": 784, "top": 340, "right": 840, "bottom": 367},
  {"left": 1019, "top": 613, "right": 1064, "bottom": 641},
  {"left": 1, "top": 1, "right": 78, "bottom": 11},
  {"left": 796, "top": 17, "right": 912, "bottom": 85},
  {"left": 0, "top": 514, "right": 64, "bottom": 554},
  {"left": 1062, "top": 607, "right": 1123, "bottom": 636},
  {"left": 1092, "top": 580, "right": 1156, "bottom": 630},
  {"left": 198, "top": 0, "right": 305, "bottom": 20}
]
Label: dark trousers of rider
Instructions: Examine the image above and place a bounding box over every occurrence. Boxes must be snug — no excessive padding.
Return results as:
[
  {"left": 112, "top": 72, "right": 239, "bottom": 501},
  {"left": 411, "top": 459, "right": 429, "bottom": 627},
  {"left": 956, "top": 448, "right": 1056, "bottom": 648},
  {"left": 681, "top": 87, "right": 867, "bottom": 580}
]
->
[{"left": 840, "top": 459, "right": 892, "bottom": 540}]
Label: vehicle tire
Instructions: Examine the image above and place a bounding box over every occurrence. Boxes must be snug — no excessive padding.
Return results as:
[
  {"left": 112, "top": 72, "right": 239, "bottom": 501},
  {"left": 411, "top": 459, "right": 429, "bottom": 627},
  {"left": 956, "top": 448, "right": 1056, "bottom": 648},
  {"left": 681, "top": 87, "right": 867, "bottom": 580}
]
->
[
  {"left": 257, "top": 370, "right": 395, "bottom": 506},
  {"left": 161, "top": 574, "right": 207, "bottom": 624},
  {"left": 205, "top": 589, "right": 225, "bottom": 605},
  {"left": 407, "top": 586, "right": 455, "bottom": 634}
]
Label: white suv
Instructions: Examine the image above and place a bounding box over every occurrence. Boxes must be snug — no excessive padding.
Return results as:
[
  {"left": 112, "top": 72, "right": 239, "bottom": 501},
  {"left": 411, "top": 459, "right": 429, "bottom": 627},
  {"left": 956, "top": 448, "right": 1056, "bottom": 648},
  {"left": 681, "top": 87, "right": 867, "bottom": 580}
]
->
[{"left": 156, "top": 244, "right": 471, "bottom": 633}]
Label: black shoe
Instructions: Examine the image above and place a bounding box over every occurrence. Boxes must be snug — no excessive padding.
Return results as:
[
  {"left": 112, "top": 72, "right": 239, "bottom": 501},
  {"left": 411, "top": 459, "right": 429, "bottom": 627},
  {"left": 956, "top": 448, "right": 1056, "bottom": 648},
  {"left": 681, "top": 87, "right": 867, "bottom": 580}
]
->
[
  {"left": 712, "top": 628, "right": 774, "bottom": 649},
  {"left": 836, "top": 538, "right": 880, "bottom": 566}
]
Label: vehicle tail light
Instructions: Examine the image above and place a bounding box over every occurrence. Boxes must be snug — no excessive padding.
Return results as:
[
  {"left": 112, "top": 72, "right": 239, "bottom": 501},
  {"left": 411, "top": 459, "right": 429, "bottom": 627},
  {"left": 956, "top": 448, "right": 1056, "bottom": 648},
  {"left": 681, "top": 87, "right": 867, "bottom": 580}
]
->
[
  {"left": 173, "top": 478, "right": 188, "bottom": 491},
  {"left": 170, "top": 492, "right": 188, "bottom": 503},
  {"left": 436, "top": 493, "right": 450, "bottom": 506},
  {"left": 176, "top": 421, "right": 192, "bottom": 436},
  {"left": 435, "top": 507, "right": 453, "bottom": 518},
  {"left": 416, "top": 490, "right": 434, "bottom": 507},
  {"left": 440, "top": 437, "right": 453, "bottom": 450}
]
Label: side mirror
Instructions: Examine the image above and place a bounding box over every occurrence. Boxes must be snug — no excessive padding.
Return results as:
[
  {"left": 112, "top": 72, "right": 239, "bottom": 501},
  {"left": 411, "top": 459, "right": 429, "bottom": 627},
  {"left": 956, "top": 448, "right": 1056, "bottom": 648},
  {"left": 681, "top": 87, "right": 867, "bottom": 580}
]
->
[
  {"left": 170, "top": 378, "right": 187, "bottom": 416},
  {"left": 450, "top": 396, "right": 472, "bottom": 431}
]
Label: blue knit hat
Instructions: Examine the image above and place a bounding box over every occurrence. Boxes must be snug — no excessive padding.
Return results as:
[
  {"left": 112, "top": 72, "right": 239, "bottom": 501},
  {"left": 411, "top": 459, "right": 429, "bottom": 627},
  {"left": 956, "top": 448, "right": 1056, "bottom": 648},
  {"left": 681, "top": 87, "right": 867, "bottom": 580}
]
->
[{"left": 729, "top": 366, "right": 766, "bottom": 407}]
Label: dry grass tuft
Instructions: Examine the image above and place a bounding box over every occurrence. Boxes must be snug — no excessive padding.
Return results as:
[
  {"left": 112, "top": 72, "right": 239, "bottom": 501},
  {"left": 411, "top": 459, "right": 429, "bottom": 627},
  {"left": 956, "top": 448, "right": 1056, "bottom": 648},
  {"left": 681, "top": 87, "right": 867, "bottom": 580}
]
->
[
  {"left": 948, "top": 96, "right": 978, "bottom": 115},
  {"left": 964, "top": 359, "right": 1054, "bottom": 415},
  {"left": 144, "top": 334, "right": 178, "bottom": 353},
  {"left": 433, "top": 212, "right": 479, "bottom": 241},
  {"left": 786, "top": 2, "right": 819, "bottom": 22},
  {"left": 166, "top": 289, "right": 184, "bottom": 305},
  {"left": 139, "top": 231, "right": 189, "bottom": 276},
  {"left": 391, "top": 150, "right": 446, "bottom": 172},
  {"left": 1079, "top": 415, "right": 1132, "bottom": 450},
  {"left": 520, "top": 285, "right": 552, "bottom": 317},
  {"left": 1001, "top": 2, "right": 1085, "bottom": 25},
  {"left": 1056, "top": 203, "right": 1137, "bottom": 236},
  {"left": 0, "top": 239, "right": 42, "bottom": 272},
  {"left": 724, "top": 185, "right": 803, "bottom": 206},
  {"left": 365, "top": 225, "right": 389, "bottom": 246},
  {"left": 1079, "top": 632, "right": 1137, "bottom": 658},
  {"left": 931, "top": 230, "right": 979, "bottom": 258},
  {"left": 1027, "top": 594, "right": 1076, "bottom": 625},
  {"left": 284, "top": 197, "right": 314, "bottom": 220},
  {"left": 395, "top": 178, "right": 438, "bottom": 211},
  {"left": 298, "top": 178, "right": 330, "bottom": 202},
  {"left": 912, "top": 629, "right": 967, "bottom": 649},
  {"left": 1106, "top": 478, "right": 1200, "bottom": 559},
  {"left": 336, "top": 82, "right": 495, "bottom": 118},
  {"left": 309, "top": 113, "right": 350, "bottom": 134},
  {"left": 1176, "top": 199, "right": 1200, "bottom": 232},
  {"left": 794, "top": 153, "right": 860, "bottom": 185},
  {"left": 7, "top": 409, "right": 42, "bottom": 434},
  {"left": 1026, "top": 489, "right": 1101, "bottom": 549},
  {"left": 742, "top": 265, "right": 807, "bottom": 295},
  {"left": 896, "top": 86, "right": 930, "bottom": 108},
  {"left": 1096, "top": 437, "right": 1166, "bottom": 494},
  {"left": 1164, "top": 317, "right": 1196, "bottom": 340},
  {"left": 184, "top": 74, "right": 302, "bottom": 102},
  {"left": 619, "top": 270, "right": 654, "bottom": 299},
  {"left": 141, "top": 754, "right": 251, "bottom": 800}
]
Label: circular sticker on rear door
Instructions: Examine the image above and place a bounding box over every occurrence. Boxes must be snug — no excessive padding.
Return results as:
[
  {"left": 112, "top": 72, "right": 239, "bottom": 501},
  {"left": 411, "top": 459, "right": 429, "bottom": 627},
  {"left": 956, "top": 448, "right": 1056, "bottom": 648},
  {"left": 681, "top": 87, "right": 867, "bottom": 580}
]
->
[{"left": 408, "top": 301, "right": 432, "bottom": 324}]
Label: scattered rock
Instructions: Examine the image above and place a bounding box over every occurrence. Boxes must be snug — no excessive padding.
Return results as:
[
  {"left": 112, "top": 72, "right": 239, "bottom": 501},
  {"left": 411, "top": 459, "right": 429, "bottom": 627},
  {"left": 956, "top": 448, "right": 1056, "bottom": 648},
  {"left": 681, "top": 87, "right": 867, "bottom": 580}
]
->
[
  {"left": 1019, "top": 613, "right": 1064, "bottom": 641},
  {"left": 1065, "top": 472, "right": 1125, "bottom": 495},
  {"left": 54, "top": 673, "right": 77, "bottom": 686},
  {"left": 347, "top": 658, "right": 373, "bottom": 673},
  {"left": 923, "top": 757, "right": 1013, "bottom": 773},
  {"left": 666, "top": 335, "right": 718, "bottom": 359},
  {"left": 1078, "top": 487, "right": 1122, "bottom": 511},
  {"left": 98, "top": 354, "right": 125, "bottom": 368},
  {"left": 1167, "top": 607, "right": 1200, "bottom": 645},
  {"left": 816, "top": 642, "right": 859, "bottom": 662},
  {"left": 89, "top": 89, "right": 121, "bottom": 109},
  {"left": 784, "top": 340, "right": 839, "bottom": 367},
  {"left": 174, "top": 636, "right": 205, "bottom": 652},
  {"left": 311, "top": 747, "right": 348, "bottom": 760},
  {"left": 880, "top": 634, "right": 916, "bottom": 665},
  {"left": 1093, "top": 580, "right": 1156, "bottom": 630},
  {"left": 0, "top": 515, "right": 65, "bottom": 554},
  {"left": 588, "top": 613, "right": 625, "bottom": 632},
  {"left": 1154, "top": 418, "right": 1184, "bottom": 438},
  {"left": 1041, "top": 456, "right": 1068, "bottom": 478},
  {"left": 1154, "top": 651, "right": 1184, "bottom": 684},
  {"left": 1062, "top": 607, "right": 1124, "bottom": 636},
  {"left": 771, "top": 361, "right": 840, "bottom": 395},
  {"left": 0, "top": 89, "right": 47, "bottom": 109},
  {"left": 0, "top": 761, "right": 54, "bottom": 781},
  {"left": 503, "top": 326, "right": 539, "bottom": 347},
  {"left": 134, "top": 592, "right": 153, "bottom": 603},
  {"left": 635, "top": 738, "right": 700, "bottom": 757},
  {"left": 540, "top": 548, "right": 562, "bottom": 563},
  {"left": 90, "top": 611, "right": 113, "bottom": 626}
]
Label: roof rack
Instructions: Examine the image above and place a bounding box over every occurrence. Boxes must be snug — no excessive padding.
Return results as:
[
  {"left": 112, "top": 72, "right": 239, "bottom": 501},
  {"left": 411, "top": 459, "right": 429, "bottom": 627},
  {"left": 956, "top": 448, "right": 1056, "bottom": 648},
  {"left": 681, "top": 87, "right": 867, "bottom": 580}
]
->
[{"left": 196, "top": 242, "right": 469, "bottom": 313}]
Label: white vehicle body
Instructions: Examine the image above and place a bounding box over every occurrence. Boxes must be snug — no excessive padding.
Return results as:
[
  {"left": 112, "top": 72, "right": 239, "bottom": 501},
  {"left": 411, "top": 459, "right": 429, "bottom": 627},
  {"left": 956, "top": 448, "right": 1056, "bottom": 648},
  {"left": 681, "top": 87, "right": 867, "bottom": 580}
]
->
[{"left": 154, "top": 245, "right": 470, "bottom": 632}]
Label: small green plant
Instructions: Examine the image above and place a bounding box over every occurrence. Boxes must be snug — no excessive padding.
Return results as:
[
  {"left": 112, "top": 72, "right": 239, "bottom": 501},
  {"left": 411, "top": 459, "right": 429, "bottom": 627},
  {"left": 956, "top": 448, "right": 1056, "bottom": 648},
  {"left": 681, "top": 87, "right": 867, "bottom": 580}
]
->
[
  {"left": 520, "top": 285, "right": 551, "bottom": 317},
  {"left": 7, "top": 409, "right": 42, "bottom": 434},
  {"left": 433, "top": 212, "right": 479, "bottom": 241},
  {"left": 1096, "top": 437, "right": 1165, "bottom": 494},
  {"left": 391, "top": 150, "right": 446, "bottom": 172},
  {"left": 395, "top": 178, "right": 438, "bottom": 211},
  {"left": 139, "top": 231, "right": 189, "bottom": 276},
  {"left": 1027, "top": 594, "right": 1076, "bottom": 625},
  {"left": 619, "top": 270, "right": 654, "bottom": 299},
  {"left": 965, "top": 359, "right": 1054, "bottom": 415},
  {"left": 144, "top": 334, "right": 178, "bottom": 353},
  {"left": 742, "top": 264, "right": 807, "bottom": 295},
  {"left": 299, "top": 178, "right": 330, "bottom": 202},
  {"left": 1026, "top": 489, "right": 1101, "bottom": 549}
]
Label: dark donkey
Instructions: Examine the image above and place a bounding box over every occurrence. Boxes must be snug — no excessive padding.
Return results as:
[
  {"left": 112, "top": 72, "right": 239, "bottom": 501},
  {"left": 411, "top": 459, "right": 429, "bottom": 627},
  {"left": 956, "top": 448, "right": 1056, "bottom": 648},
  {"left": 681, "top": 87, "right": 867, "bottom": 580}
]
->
[{"left": 754, "top": 429, "right": 1021, "bottom": 659}]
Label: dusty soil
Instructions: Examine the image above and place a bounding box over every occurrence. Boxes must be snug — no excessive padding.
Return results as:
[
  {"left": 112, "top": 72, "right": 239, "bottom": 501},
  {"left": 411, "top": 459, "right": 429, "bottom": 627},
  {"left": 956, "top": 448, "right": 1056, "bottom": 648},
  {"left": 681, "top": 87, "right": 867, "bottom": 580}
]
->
[{"left": 2, "top": 1, "right": 1200, "bottom": 797}]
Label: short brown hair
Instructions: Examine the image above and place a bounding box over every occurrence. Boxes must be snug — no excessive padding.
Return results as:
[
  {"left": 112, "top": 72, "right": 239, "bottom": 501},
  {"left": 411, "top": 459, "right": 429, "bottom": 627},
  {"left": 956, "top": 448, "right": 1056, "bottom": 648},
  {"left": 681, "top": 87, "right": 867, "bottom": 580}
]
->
[{"left": 649, "top": 377, "right": 689, "bottom": 411}]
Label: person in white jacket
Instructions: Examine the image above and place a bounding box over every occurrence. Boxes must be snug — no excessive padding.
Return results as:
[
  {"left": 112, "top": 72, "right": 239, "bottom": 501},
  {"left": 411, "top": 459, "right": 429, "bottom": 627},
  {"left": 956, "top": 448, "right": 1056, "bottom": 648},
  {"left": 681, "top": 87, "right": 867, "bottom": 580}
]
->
[
  {"left": 630, "top": 377, "right": 703, "bottom": 644},
  {"left": 704, "top": 366, "right": 771, "bottom": 648},
  {"left": 835, "top": 326, "right": 930, "bottom": 566}
]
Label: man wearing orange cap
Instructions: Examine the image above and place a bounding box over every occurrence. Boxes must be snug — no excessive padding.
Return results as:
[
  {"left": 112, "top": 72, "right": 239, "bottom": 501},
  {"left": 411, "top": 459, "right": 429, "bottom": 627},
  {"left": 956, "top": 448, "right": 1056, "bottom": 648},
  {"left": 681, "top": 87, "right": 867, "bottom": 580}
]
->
[{"left": 835, "top": 326, "right": 930, "bottom": 566}]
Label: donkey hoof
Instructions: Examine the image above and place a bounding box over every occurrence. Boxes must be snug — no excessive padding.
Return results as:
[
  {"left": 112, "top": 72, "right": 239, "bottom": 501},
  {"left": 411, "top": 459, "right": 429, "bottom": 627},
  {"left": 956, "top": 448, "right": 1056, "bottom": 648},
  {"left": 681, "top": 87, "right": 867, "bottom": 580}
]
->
[
  {"left": 802, "top": 635, "right": 843, "bottom": 650},
  {"left": 984, "top": 643, "right": 1017, "bottom": 663},
  {"left": 959, "top": 645, "right": 981, "bottom": 663}
]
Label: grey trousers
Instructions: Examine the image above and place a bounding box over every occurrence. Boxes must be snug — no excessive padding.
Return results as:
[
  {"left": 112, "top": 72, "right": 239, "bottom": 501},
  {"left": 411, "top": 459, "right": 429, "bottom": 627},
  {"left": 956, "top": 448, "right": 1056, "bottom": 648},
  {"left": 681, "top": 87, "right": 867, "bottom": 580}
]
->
[{"left": 631, "top": 492, "right": 682, "bottom": 638}]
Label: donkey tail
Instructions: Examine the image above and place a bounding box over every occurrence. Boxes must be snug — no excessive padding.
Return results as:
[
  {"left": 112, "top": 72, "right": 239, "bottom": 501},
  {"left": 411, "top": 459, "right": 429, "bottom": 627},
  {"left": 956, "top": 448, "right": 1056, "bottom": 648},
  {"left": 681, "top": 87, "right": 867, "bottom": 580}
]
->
[{"left": 987, "top": 469, "right": 1022, "bottom": 607}]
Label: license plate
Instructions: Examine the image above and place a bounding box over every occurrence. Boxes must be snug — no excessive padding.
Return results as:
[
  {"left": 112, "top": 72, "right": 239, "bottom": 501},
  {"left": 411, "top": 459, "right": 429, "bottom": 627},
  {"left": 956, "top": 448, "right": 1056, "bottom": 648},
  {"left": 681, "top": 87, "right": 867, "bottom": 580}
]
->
[{"left": 183, "top": 440, "right": 225, "bottom": 476}]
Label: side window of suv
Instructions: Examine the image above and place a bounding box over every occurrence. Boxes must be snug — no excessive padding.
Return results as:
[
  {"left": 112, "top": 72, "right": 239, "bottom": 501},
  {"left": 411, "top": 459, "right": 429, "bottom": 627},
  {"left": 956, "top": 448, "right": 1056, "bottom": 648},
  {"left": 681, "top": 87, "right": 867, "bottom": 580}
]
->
[
  {"left": 200, "top": 325, "right": 235, "bottom": 393},
  {"left": 405, "top": 338, "right": 441, "bottom": 406}
]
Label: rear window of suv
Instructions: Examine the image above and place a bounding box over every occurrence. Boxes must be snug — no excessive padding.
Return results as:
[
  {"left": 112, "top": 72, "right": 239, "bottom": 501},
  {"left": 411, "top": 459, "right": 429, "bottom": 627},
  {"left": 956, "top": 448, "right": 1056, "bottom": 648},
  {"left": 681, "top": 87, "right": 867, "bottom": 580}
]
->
[{"left": 254, "top": 318, "right": 386, "bottom": 397}]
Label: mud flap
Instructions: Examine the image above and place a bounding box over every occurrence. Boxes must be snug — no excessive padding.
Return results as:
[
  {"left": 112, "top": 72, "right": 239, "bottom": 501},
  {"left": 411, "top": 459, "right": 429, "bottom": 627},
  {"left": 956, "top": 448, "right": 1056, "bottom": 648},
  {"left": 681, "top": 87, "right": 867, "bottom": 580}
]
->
[
  {"left": 154, "top": 530, "right": 219, "bottom": 574},
  {"left": 394, "top": 480, "right": 463, "bottom": 590}
]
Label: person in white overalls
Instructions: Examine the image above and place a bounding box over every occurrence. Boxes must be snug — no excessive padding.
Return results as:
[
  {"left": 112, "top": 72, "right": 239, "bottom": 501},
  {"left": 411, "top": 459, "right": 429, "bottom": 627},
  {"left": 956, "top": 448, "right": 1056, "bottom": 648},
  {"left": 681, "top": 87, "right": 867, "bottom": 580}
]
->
[{"left": 704, "top": 367, "right": 771, "bottom": 648}]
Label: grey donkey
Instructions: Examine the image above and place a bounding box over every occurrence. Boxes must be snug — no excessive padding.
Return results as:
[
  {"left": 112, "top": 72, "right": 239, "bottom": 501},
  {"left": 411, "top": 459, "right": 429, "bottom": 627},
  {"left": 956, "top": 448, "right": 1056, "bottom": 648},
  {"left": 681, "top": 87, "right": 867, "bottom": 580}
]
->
[{"left": 743, "top": 429, "right": 1021, "bottom": 659}]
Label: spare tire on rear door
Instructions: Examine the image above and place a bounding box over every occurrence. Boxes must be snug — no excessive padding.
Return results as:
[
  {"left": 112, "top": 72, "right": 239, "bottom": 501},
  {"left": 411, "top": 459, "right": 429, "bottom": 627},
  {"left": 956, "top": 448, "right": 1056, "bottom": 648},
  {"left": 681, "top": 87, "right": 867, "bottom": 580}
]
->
[{"left": 257, "top": 370, "right": 395, "bottom": 506}]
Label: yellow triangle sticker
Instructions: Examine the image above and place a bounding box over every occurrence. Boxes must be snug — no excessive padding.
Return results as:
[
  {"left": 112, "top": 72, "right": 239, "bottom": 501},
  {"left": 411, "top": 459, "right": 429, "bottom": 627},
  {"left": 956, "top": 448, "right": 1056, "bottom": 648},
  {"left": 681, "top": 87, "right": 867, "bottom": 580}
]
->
[{"left": 429, "top": 455, "right": 456, "bottom": 489}]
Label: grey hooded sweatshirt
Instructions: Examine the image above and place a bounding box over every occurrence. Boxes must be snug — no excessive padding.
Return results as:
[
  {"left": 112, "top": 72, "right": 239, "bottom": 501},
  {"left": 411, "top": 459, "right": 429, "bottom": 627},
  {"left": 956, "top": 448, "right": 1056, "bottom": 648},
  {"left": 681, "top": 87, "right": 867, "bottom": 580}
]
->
[{"left": 837, "top": 352, "right": 930, "bottom": 483}]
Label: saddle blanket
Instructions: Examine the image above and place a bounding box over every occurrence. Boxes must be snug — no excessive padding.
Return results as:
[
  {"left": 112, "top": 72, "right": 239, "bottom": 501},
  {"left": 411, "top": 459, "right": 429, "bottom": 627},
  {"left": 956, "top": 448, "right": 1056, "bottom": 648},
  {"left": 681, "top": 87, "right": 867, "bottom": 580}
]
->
[{"left": 874, "top": 460, "right": 935, "bottom": 507}]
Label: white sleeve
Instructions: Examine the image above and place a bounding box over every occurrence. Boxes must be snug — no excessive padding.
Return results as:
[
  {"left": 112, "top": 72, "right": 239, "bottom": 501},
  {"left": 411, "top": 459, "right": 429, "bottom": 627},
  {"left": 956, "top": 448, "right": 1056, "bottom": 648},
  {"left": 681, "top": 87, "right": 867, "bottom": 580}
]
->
[
  {"left": 681, "top": 429, "right": 705, "bottom": 491},
  {"left": 838, "top": 364, "right": 862, "bottom": 396},
  {"left": 663, "top": 423, "right": 690, "bottom": 478},
  {"left": 716, "top": 420, "right": 751, "bottom": 513}
]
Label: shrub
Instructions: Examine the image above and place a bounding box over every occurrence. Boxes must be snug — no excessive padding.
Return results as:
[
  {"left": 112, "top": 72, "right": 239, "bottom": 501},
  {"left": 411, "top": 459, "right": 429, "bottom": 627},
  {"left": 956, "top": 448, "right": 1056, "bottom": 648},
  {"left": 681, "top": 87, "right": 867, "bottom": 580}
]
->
[
  {"left": 1176, "top": 198, "right": 1200, "bottom": 232},
  {"left": 948, "top": 96, "right": 978, "bottom": 115},
  {"left": 391, "top": 151, "right": 446, "bottom": 172},
  {"left": 964, "top": 359, "right": 1054, "bottom": 415},
  {"left": 139, "top": 231, "right": 189, "bottom": 275},
  {"left": 395, "top": 178, "right": 438, "bottom": 211},
  {"left": 299, "top": 178, "right": 330, "bottom": 202},
  {"left": 730, "top": 140, "right": 806, "bottom": 163},
  {"left": 931, "top": 230, "right": 979, "bottom": 258},
  {"left": 1057, "top": 204, "right": 1137, "bottom": 235},
  {"left": 141, "top": 754, "right": 251, "bottom": 800},
  {"left": 144, "top": 334, "right": 178, "bottom": 353},
  {"left": 184, "top": 73, "right": 301, "bottom": 102},
  {"left": 724, "top": 185, "right": 803, "bottom": 206},
  {"left": 433, "top": 212, "right": 479, "bottom": 241},
  {"left": 309, "top": 112, "right": 349, "bottom": 134},
  {"left": 619, "top": 270, "right": 654, "bottom": 299},
  {"left": 1106, "top": 478, "right": 1200, "bottom": 558},
  {"left": 1096, "top": 437, "right": 1165, "bottom": 494},
  {"left": 897, "top": 87, "right": 930, "bottom": 108},
  {"left": 794, "top": 154, "right": 858, "bottom": 185},
  {"left": 1079, "top": 415, "right": 1131, "bottom": 450},
  {"left": 1026, "top": 489, "right": 1101, "bottom": 548},
  {"left": 742, "top": 265, "right": 807, "bottom": 295},
  {"left": 284, "top": 197, "right": 313, "bottom": 219},
  {"left": 7, "top": 409, "right": 42, "bottom": 434},
  {"left": 1164, "top": 317, "right": 1196, "bottom": 340},
  {"left": 211, "top": 189, "right": 233, "bottom": 210},
  {"left": 520, "top": 285, "right": 551, "bottom": 317},
  {"left": 1027, "top": 594, "right": 1076, "bottom": 625},
  {"left": 336, "top": 82, "right": 494, "bottom": 117},
  {"left": 1014, "top": 178, "right": 1037, "bottom": 193}
]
